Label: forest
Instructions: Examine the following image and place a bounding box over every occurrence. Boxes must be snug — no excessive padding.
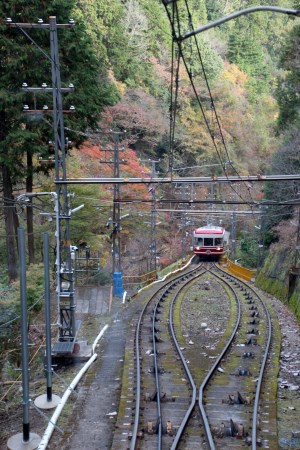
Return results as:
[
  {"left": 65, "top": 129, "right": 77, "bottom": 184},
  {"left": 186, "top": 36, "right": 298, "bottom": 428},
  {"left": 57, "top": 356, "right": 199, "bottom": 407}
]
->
[{"left": 1, "top": 0, "right": 300, "bottom": 329}]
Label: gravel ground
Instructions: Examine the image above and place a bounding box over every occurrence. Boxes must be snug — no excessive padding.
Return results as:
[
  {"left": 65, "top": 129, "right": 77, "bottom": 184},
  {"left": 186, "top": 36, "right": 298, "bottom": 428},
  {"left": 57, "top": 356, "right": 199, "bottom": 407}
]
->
[{"left": 262, "top": 291, "right": 300, "bottom": 449}]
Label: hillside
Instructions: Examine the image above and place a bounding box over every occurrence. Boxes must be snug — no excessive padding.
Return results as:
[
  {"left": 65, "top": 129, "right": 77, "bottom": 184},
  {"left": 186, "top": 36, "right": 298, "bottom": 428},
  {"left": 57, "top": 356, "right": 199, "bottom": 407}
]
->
[
  {"left": 1, "top": 0, "right": 300, "bottom": 321},
  {"left": 255, "top": 216, "right": 300, "bottom": 321}
]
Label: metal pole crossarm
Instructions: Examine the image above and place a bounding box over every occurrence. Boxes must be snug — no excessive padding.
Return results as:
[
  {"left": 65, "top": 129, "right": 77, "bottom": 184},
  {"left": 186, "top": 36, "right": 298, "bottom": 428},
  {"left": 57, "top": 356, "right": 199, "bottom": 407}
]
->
[
  {"left": 16, "top": 191, "right": 57, "bottom": 201},
  {"left": 22, "top": 86, "right": 74, "bottom": 93},
  {"left": 58, "top": 174, "right": 300, "bottom": 184},
  {"left": 156, "top": 209, "right": 261, "bottom": 215},
  {"left": 5, "top": 19, "right": 75, "bottom": 29},
  {"left": 23, "top": 108, "right": 75, "bottom": 113},
  {"left": 180, "top": 6, "right": 300, "bottom": 40}
]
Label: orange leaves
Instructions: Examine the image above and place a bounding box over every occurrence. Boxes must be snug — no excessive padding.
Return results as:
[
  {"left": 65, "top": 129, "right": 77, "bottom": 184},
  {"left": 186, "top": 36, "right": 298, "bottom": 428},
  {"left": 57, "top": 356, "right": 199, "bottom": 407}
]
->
[
  {"left": 78, "top": 140, "right": 153, "bottom": 202},
  {"left": 80, "top": 141, "right": 101, "bottom": 159},
  {"left": 223, "top": 62, "right": 248, "bottom": 92}
]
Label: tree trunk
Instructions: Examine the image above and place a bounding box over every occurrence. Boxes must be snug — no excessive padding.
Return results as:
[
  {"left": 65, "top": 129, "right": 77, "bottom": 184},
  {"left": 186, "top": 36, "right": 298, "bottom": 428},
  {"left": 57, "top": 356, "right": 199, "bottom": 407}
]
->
[
  {"left": 2, "top": 164, "right": 18, "bottom": 281},
  {"left": 26, "top": 151, "right": 35, "bottom": 264}
]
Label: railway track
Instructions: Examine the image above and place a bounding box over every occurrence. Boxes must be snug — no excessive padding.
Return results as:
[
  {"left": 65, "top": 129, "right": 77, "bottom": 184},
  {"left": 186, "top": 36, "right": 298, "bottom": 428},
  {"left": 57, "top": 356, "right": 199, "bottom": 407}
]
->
[{"left": 112, "top": 262, "right": 278, "bottom": 450}]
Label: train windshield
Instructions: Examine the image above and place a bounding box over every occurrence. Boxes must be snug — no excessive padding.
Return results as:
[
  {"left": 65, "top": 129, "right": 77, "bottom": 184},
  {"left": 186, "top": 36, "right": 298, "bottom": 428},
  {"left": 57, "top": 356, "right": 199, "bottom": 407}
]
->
[{"left": 196, "top": 237, "right": 223, "bottom": 246}]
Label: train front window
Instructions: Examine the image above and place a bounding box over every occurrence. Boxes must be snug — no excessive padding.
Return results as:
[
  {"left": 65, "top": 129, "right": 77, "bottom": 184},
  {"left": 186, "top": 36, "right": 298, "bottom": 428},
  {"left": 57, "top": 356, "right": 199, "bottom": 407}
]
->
[
  {"left": 204, "top": 238, "right": 213, "bottom": 246},
  {"left": 197, "top": 237, "right": 203, "bottom": 245},
  {"left": 215, "top": 238, "right": 222, "bottom": 246}
]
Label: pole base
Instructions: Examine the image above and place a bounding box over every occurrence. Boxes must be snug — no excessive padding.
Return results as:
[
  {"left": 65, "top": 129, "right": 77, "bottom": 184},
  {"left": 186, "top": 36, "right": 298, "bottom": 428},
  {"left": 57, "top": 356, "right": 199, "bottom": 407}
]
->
[
  {"left": 34, "top": 393, "right": 61, "bottom": 409},
  {"left": 7, "top": 432, "right": 41, "bottom": 450}
]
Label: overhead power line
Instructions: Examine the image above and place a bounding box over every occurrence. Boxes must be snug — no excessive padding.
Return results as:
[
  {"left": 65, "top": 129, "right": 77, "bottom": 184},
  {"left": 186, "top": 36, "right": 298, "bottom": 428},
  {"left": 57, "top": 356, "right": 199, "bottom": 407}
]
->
[
  {"left": 57, "top": 173, "right": 300, "bottom": 185},
  {"left": 162, "top": 1, "right": 255, "bottom": 207}
]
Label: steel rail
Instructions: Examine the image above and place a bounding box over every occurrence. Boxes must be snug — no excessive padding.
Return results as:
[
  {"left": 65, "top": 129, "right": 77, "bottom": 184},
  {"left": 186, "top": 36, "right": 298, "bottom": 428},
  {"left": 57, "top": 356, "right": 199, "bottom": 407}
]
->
[
  {"left": 130, "top": 285, "right": 168, "bottom": 450},
  {"left": 195, "top": 269, "right": 242, "bottom": 449},
  {"left": 251, "top": 290, "right": 272, "bottom": 449},
  {"left": 165, "top": 266, "right": 241, "bottom": 449},
  {"left": 130, "top": 261, "right": 203, "bottom": 449},
  {"left": 153, "top": 297, "right": 163, "bottom": 449},
  {"left": 214, "top": 265, "right": 273, "bottom": 449},
  {"left": 131, "top": 262, "right": 272, "bottom": 449},
  {"left": 168, "top": 269, "right": 206, "bottom": 449}
]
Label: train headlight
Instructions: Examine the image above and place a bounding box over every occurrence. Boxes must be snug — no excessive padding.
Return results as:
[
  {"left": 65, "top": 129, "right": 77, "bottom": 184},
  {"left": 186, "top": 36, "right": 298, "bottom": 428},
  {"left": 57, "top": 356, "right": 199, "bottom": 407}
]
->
[{"left": 216, "top": 247, "right": 221, "bottom": 251}]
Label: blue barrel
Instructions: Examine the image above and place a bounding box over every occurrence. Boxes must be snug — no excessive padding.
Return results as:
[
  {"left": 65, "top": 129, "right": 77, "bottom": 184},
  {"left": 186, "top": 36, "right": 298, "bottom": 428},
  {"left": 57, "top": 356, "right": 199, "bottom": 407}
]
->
[{"left": 113, "top": 272, "right": 124, "bottom": 297}]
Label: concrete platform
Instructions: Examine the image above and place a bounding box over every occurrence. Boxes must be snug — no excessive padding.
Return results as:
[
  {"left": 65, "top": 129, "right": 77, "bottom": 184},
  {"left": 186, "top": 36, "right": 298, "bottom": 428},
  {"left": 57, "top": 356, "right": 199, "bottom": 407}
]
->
[{"left": 76, "top": 286, "right": 110, "bottom": 314}]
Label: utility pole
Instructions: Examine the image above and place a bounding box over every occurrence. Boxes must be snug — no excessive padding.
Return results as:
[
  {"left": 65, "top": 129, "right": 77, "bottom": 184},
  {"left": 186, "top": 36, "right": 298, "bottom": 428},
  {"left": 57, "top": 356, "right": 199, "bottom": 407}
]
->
[
  {"left": 149, "top": 186, "right": 157, "bottom": 274},
  {"left": 112, "top": 133, "right": 124, "bottom": 296},
  {"left": 207, "top": 181, "right": 216, "bottom": 225},
  {"left": 9, "top": 17, "right": 78, "bottom": 353},
  {"left": 98, "top": 134, "right": 125, "bottom": 296},
  {"left": 7, "top": 229, "right": 41, "bottom": 448},
  {"left": 231, "top": 210, "right": 237, "bottom": 260},
  {"left": 294, "top": 207, "right": 300, "bottom": 270},
  {"left": 49, "top": 16, "right": 77, "bottom": 345},
  {"left": 181, "top": 184, "right": 188, "bottom": 260},
  {"left": 189, "top": 183, "right": 195, "bottom": 250},
  {"left": 257, "top": 205, "right": 266, "bottom": 268},
  {"left": 231, "top": 186, "right": 237, "bottom": 261},
  {"left": 140, "top": 159, "right": 160, "bottom": 274}
]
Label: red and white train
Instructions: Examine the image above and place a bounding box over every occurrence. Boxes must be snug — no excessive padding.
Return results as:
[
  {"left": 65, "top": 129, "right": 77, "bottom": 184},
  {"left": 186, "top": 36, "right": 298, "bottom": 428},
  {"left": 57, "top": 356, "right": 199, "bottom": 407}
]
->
[{"left": 193, "top": 225, "right": 229, "bottom": 257}]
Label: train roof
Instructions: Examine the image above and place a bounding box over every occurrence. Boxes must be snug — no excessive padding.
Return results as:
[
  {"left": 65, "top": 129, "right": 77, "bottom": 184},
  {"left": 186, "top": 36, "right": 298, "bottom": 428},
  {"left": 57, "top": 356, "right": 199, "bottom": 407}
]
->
[{"left": 194, "top": 225, "right": 225, "bottom": 235}]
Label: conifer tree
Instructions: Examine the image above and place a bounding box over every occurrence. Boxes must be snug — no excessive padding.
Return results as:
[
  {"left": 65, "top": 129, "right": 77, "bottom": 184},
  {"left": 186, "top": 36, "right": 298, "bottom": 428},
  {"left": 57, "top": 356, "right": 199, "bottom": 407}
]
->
[
  {"left": 276, "top": 24, "right": 300, "bottom": 130},
  {"left": 0, "top": 0, "right": 119, "bottom": 280}
]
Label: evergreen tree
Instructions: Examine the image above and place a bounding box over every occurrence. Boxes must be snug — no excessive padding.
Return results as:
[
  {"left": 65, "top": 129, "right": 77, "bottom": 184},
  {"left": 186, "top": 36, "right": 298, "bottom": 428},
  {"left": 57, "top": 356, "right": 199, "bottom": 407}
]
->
[
  {"left": 276, "top": 24, "right": 300, "bottom": 130},
  {"left": 264, "top": 127, "right": 300, "bottom": 229},
  {"left": 205, "top": 0, "right": 225, "bottom": 21},
  {"left": 0, "top": 0, "right": 119, "bottom": 280},
  {"left": 227, "top": 19, "right": 270, "bottom": 99}
]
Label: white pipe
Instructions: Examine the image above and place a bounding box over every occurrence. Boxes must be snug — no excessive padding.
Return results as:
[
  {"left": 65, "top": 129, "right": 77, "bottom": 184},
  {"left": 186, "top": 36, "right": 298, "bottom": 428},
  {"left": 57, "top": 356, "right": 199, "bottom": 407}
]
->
[
  {"left": 37, "top": 354, "right": 97, "bottom": 450},
  {"left": 92, "top": 324, "right": 109, "bottom": 354},
  {"left": 38, "top": 324, "right": 109, "bottom": 449},
  {"left": 122, "top": 291, "right": 127, "bottom": 304}
]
